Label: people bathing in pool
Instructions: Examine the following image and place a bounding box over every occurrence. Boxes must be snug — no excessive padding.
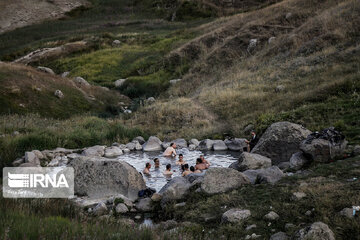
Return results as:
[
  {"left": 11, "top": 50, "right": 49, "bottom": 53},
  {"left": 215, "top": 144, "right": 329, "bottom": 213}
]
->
[
  {"left": 163, "top": 143, "right": 177, "bottom": 157},
  {"left": 163, "top": 164, "right": 175, "bottom": 177},
  {"left": 195, "top": 158, "right": 209, "bottom": 171},
  {"left": 153, "top": 158, "right": 160, "bottom": 168},
  {"left": 176, "top": 154, "right": 186, "bottom": 165},
  {"left": 143, "top": 162, "right": 151, "bottom": 175},
  {"left": 181, "top": 164, "right": 192, "bottom": 176},
  {"left": 190, "top": 166, "right": 202, "bottom": 173},
  {"left": 200, "top": 155, "right": 210, "bottom": 166}
]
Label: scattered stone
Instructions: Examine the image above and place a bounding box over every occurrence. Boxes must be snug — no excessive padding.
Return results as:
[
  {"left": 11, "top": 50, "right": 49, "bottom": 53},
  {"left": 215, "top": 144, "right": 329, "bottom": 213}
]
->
[
  {"left": 61, "top": 72, "right": 70, "bottom": 78},
  {"left": 339, "top": 208, "right": 354, "bottom": 218},
  {"left": 104, "top": 146, "right": 123, "bottom": 157},
  {"left": 142, "top": 136, "right": 162, "bottom": 151},
  {"left": 264, "top": 211, "right": 279, "bottom": 221},
  {"left": 189, "top": 139, "right": 200, "bottom": 147},
  {"left": 82, "top": 145, "right": 105, "bottom": 157},
  {"left": 123, "top": 109, "right": 132, "bottom": 114},
  {"left": 292, "top": 192, "right": 307, "bottom": 201},
  {"left": 221, "top": 209, "right": 251, "bottom": 223},
  {"left": 169, "top": 79, "right": 182, "bottom": 84},
  {"left": 285, "top": 223, "right": 295, "bottom": 231},
  {"left": 290, "top": 152, "right": 310, "bottom": 170},
  {"left": 74, "top": 77, "right": 90, "bottom": 86},
  {"left": 305, "top": 210, "right": 312, "bottom": 216},
  {"left": 126, "top": 141, "right": 142, "bottom": 151},
  {"left": 25, "top": 151, "right": 40, "bottom": 166},
  {"left": 252, "top": 121, "right": 311, "bottom": 165},
  {"left": 231, "top": 152, "right": 272, "bottom": 171},
  {"left": 224, "top": 138, "right": 247, "bottom": 151},
  {"left": 159, "top": 177, "right": 191, "bottom": 205},
  {"left": 12, "top": 158, "right": 24, "bottom": 166},
  {"left": 285, "top": 12, "right": 292, "bottom": 19},
  {"left": 246, "top": 224, "right": 257, "bottom": 231},
  {"left": 247, "top": 39, "right": 257, "bottom": 52},
  {"left": 54, "top": 90, "right": 64, "bottom": 98},
  {"left": 32, "top": 150, "right": 45, "bottom": 160},
  {"left": 69, "top": 157, "right": 146, "bottom": 201},
  {"left": 201, "top": 168, "right": 250, "bottom": 194},
  {"left": 294, "top": 222, "right": 335, "bottom": 240},
  {"left": 146, "top": 97, "right": 156, "bottom": 104},
  {"left": 172, "top": 138, "right": 188, "bottom": 149},
  {"left": 300, "top": 127, "right": 347, "bottom": 163},
  {"left": 132, "top": 136, "right": 145, "bottom": 145},
  {"left": 136, "top": 197, "right": 153, "bottom": 212},
  {"left": 275, "top": 85, "right": 285, "bottom": 92},
  {"left": 245, "top": 233, "right": 262, "bottom": 239},
  {"left": 12, "top": 131, "right": 20, "bottom": 136},
  {"left": 158, "top": 220, "right": 178, "bottom": 230},
  {"left": 112, "top": 39, "right": 121, "bottom": 46},
  {"left": 114, "top": 79, "right": 126, "bottom": 88},
  {"left": 268, "top": 37, "right": 276, "bottom": 44},
  {"left": 189, "top": 144, "right": 196, "bottom": 151},
  {"left": 243, "top": 166, "right": 284, "bottom": 184},
  {"left": 93, "top": 202, "right": 108, "bottom": 216},
  {"left": 135, "top": 215, "right": 141, "bottom": 220},
  {"left": 198, "top": 139, "right": 214, "bottom": 151},
  {"left": 353, "top": 145, "right": 360, "bottom": 156},
  {"left": 212, "top": 140, "right": 228, "bottom": 151},
  {"left": 37, "top": 66, "right": 55, "bottom": 74},
  {"left": 115, "top": 203, "right": 129, "bottom": 214},
  {"left": 175, "top": 202, "right": 186, "bottom": 208},
  {"left": 270, "top": 232, "right": 288, "bottom": 240}
]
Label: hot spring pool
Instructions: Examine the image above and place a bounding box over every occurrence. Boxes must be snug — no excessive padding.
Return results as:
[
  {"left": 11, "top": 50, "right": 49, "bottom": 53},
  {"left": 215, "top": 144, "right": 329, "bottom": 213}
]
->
[{"left": 113, "top": 149, "right": 241, "bottom": 192}]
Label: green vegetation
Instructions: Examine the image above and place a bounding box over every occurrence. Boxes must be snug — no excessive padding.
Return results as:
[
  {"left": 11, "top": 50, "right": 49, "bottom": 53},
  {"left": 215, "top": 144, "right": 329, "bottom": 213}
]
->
[{"left": 0, "top": 114, "right": 146, "bottom": 171}]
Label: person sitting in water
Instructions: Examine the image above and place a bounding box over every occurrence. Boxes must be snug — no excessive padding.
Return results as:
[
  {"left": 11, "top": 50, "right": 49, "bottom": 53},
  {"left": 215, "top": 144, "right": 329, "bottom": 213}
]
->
[
  {"left": 195, "top": 158, "right": 208, "bottom": 171},
  {"left": 153, "top": 158, "right": 160, "bottom": 168},
  {"left": 200, "top": 155, "right": 210, "bottom": 166},
  {"left": 245, "top": 130, "right": 259, "bottom": 152},
  {"left": 163, "top": 143, "right": 177, "bottom": 157},
  {"left": 143, "top": 162, "right": 151, "bottom": 175},
  {"left": 182, "top": 164, "right": 192, "bottom": 176},
  {"left": 163, "top": 164, "right": 174, "bottom": 176},
  {"left": 190, "top": 166, "right": 202, "bottom": 173},
  {"left": 176, "top": 154, "right": 186, "bottom": 165}
]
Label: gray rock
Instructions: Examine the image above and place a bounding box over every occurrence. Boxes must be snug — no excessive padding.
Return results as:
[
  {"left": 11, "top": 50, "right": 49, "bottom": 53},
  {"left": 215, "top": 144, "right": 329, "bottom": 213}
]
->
[
  {"left": 142, "top": 136, "right": 162, "bottom": 152},
  {"left": 292, "top": 192, "right": 306, "bottom": 201},
  {"left": 19, "top": 162, "right": 38, "bottom": 167},
  {"left": 82, "top": 145, "right": 105, "bottom": 157},
  {"left": 270, "top": 232, "right": 288, "bottom": 240},
  {"left": 112, "top": 39, "right": 121, "bottom": 46},
  {"left": 305, "top": 210, "right": 312, "bottom": 216},
  {"left": 353, "top": 145, "right": 360, "bottom": 156},
  {"left": 201, "top": 168, "right": 250, "bottom": 194},
  {"left": 133, "top": 136, "right": 145, "bottom": 145},
  {"left": 114, "top": 79, "right": 126, "bottom": 88},
  {"left": 136, "top": 197, "right": 153, "bottom": 212},
  {"left": 172, "top": 138, "right": 188, "bottom": 148},
  {"left": 294, "top": 222, "right": 335, "bottom": 240},
  {"left": 339, "top": 208, "right": 354, "bottom": 218},
  {"left": 69, "top": 157, "right": 146, "bottom": 201},
  {"left": 189, "top": 144, "right": 196, "bottom": 151},
  {"left": 278, "top": 162, "right": 290, "bottom": 171},
  {"left": 252, "top": 122, "right": 311, "bottom": 165},
  {"left": 246, "top": 224, "right": 257, "bottom": 231},
  {"left": 169, "top": 79, "right": 182, "bottom": 84},
  {"left": 185, "top": 172, "right": 205, "bottom": 183},
  {"left": 54, "top": 90, "right": 64, "bottom": 98},
  {"left": 235, "top": 152, "right": 272, "bottom": 171},
  {"left": 264, "top": 211, "right": 279, "bottom": 221},
  {"left": 285, "top": 12, "right": 292, "bottom": 19},
  {"left": 61, "top": 71, "right": 70, "bottom": 78},
  {"left": 115, "top": 203, "right": 129, "bottom": 214},
  {"left": 300, "top": 138, "right": 348, "bottom": 163},
  {"left": 104, "top": 146, "right": 123, "bottom": 157},
  {"left": 74, "top": 77, "right": 90, "bottom": 86},
  {"left": 243, "top": 166, "right": 284, "bottom": 184},
  {"left": 12, "top": 158, "right": 24, "bottom": 166},
  {"left": 37, "top": 66, "right": 55, "bottom": 74},
  {"left": 189, "top": 139, "right": 200, "bottom": 147},
  {"left": 275, "top": 85, "right": 285, "bottom": 92},
  {"left": 221, "top": 209, "right": 251, "bottom": 223},
  {"left": 212, "top": 140, "right": 228, "bottom": 151},
  {"left": 247, "top": 39, "right": 257, "bottom": 52},
  {"left": 25, "top": 151, "right": 40, "bottom": 166},
  {"left": 224, "top": 138, "right": 247, "bottom": 151},
  {"left": 285, "top": 223, "right": 295, "bottom": 231},
  {"left": 151, "top": 193, "right": 162, "bottom": 202},
  {"left": 159, "top": 177, "right": 191, "bottom": 204},
  {"left": 268, "top": 37, "right": 276, "bottom": 44},
  {"left": 126, "top": 141, "right": 142, "bottom": 151},
  {"left": 290, "top": 152, "right": 310, "bottom": 170},
  {"left": 161, "top": 142, "right": 170, "bottom": 150},
  {"left": 32, "top": 150, "right": 45, "bottom": 160},
  {"left": 146, "top": 97, "right": 156, "bottom": 104},
  {"left": 198, "top": 139, "right": 214, "bottom": 151},
  {"left": 93, "top": 202, "right": 108, "bottom": 216},
  {"left": 12, "top": 131, "right": 20, "bottom": 136}
]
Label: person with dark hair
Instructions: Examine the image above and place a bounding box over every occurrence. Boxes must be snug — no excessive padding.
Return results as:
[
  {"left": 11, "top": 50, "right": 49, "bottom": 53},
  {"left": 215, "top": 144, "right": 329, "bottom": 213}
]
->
[
  {"left": 190, "top": 165, "right": 201, "bottom": 173},
  {"left": 195, "top": 158, "right": 208, "bottom": 171},
  {"left": 182, "top": 164, "right": 191, "bottom": 176},
  {"left": 153, "top": 158, "right": 160, "bottom": 168},
  {"left": 176, "top": 153, "right": 186, "bottom": 165},
  {"left": 143, "top": 162, "right": 151, "bottom": 175},
  {"left": 200, "top": 155, "right": 210, "bottom": 166},
  {"left": 163, "top": 164, "right": 174, "bottom": 176},
  {"left": 245, "top": 130, "right": 259, "bottom": 152},
  {"left": 163, "top": 142, "right": 177, "bottom": 157}
]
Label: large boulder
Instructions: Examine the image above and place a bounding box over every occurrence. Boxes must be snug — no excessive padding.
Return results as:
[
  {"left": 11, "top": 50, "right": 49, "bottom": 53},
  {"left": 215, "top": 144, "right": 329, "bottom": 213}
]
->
[
  {"left": 243, "top": 166, "right": 284, "bottom": 184},
  {"left": 74, "top": 77, "right": 90, "bottom": 86},
  {"left": 24, "top": 151, "right": 40, "bottom": 166},
  {"left": 159, "top": 177, "right": 191, "bottom": 204},
  {"left": 82, "top": 145, "right": 105, "bottom": 157},
  {"left": 104, "top": 146, "right": 123, "bottom": 158},
  {"left": 135, "top": 197, "right": 153, "bottom": 212},
  {"left": 142, "top": 136, "right": 162, "bottom": 152},
  {"left": 224, "top": 138, "right": 247, "bottom": 151},
  {"left": 69, "top": 157, "right": 146, "bottom": 201},
  {"left": 231, "top": 152, "right": 272, "bottom": 171},
  {"left": 300, "top": 127, "right": 347, "bottom": 163},
  {"left": 201, "top": 168, "right": 250, "bottom": 194},
  {"left": 252, "top": 122, "right": 311, "bottom": 165},
  {"left": 290, "top": 152, "right": 310, "bottom": 170},
  {"left": 172, "top": 138, "right": 188, "bottom": 148},
  {"left": 294, "top": 222, "right": 335, "bottom": 240},
  {"left": 198, "top": 139, "right": 214, "bottom": 151},
  {"left": 126, "top": 141, "right": 142, "bottom": 151},
  {"left": 189, "top": 139, "right": 200, "bottom": 147},
  {"left": 221, "top": 209, "right": 251, "bottom": 223},
  {"left": 212, "top": 140, "right": 228, "bottom": 151},
  {"left": 132, "top": 136, "right": 145, "bottom": 145}
]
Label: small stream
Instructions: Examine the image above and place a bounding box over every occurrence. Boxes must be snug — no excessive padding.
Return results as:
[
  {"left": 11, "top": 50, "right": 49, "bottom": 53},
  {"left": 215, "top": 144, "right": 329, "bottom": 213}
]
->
[{"left": 114, "top": 149, "right": 241, "bottom": 192}]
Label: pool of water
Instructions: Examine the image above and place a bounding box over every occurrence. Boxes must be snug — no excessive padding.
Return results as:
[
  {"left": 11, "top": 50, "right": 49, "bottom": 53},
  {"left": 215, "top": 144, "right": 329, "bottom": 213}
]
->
[{"left": 114, "top": 149, "right": 241, "bottom": 192}]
